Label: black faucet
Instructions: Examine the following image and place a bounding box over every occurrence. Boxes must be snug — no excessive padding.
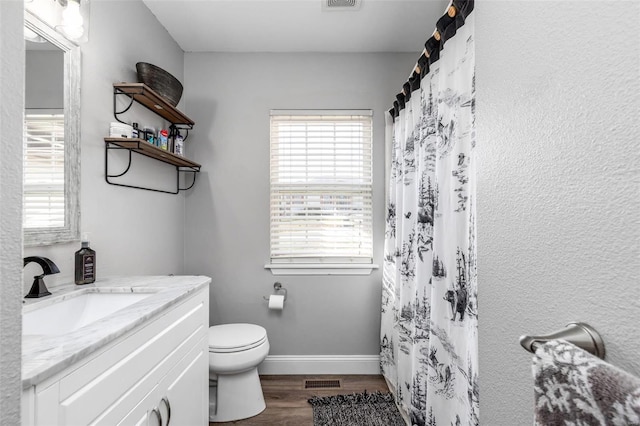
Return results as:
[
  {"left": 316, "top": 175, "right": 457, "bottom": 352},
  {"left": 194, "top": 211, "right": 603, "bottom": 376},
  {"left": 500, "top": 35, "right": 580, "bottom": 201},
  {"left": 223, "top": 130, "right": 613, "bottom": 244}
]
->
[{"left": 24, "top": 256, "right": 60, "bottom": 298}]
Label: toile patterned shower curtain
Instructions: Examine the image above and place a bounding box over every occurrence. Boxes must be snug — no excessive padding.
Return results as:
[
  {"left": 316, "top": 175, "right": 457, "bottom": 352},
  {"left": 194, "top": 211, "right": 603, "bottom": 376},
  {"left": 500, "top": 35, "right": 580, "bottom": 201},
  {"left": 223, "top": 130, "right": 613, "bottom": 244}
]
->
[{"left": 380, "top": 8, "right": 478, "bottom": 426}]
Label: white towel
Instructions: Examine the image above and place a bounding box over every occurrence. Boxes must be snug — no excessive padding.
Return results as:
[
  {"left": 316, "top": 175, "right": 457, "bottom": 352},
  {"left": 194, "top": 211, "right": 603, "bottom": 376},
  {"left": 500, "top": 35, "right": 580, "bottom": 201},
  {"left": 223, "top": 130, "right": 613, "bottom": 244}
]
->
[{"left": 533, "top": 340, "right": 640, "bottom": 426}]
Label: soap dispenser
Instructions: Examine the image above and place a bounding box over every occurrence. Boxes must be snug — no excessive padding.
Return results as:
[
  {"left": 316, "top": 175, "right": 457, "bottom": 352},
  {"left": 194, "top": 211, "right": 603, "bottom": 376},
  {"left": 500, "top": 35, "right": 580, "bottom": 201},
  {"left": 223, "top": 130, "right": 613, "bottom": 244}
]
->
[{"left": 75, "top": 233, "right": 96, "bottom": 285}]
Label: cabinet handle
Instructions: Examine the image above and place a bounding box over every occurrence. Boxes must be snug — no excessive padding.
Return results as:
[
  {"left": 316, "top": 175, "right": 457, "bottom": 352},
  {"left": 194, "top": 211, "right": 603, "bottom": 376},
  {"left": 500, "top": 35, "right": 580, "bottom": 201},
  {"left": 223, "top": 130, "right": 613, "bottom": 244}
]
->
[
  {"left": 151, "top": 407, "right": 162, "bottom": 426},
  {"left": 161, "top": 397, "right": 172, "bottom": 425}
]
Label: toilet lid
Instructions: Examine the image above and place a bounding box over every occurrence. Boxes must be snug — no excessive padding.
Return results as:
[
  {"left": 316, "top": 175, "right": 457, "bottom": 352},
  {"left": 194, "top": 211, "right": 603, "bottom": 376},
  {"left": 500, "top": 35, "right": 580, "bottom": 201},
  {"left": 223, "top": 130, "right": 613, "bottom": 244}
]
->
[{"left": 208, "top": 323, "right": 267, "bottom": 353}]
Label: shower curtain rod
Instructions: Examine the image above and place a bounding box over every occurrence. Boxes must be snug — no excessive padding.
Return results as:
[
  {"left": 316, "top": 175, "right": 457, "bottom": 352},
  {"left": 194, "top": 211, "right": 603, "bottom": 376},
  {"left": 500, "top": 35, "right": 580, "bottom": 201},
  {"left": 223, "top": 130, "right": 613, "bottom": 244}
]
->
[{"left": 389, "top": 0, "right": 474, "bottom": 120}]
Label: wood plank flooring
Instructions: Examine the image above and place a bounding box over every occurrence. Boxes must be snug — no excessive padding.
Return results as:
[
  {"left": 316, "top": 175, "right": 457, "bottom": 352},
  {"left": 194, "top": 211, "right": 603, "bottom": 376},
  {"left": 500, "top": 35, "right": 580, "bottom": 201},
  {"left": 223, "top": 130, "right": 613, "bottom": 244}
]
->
[{"left": 211, "top": 375, "right": 390, "bottom": 426}]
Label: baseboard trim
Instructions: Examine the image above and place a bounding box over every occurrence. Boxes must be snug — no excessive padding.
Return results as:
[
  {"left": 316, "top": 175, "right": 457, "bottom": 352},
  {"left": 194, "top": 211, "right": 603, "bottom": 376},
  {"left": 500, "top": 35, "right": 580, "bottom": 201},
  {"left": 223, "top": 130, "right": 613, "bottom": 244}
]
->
[{"left": 258, "top": 355, "right": 381, "bottom": 375}]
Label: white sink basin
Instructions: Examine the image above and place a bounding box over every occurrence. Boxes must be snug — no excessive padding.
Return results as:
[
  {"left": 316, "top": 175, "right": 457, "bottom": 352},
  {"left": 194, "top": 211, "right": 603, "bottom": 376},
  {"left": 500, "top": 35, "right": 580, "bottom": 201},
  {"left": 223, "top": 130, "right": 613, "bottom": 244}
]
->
[{"left": 23, "top": 290, "right": 156, "bottom": 336}]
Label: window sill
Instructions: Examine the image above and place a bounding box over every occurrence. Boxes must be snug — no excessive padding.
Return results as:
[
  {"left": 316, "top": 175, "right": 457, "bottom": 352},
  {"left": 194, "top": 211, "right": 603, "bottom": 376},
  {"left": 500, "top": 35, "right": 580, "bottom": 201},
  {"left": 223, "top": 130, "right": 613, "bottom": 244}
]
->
[{"left": 264, "top": 263, "right": 379, "bottom": 276}]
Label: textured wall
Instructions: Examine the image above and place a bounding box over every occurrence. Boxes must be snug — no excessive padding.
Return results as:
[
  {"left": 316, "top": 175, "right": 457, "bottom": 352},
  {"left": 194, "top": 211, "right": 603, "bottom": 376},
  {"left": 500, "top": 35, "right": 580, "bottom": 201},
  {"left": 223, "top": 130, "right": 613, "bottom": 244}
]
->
[
  {"left": 476, "top": 1, "right": 640, "bottom": 424},
  {"left": 183, "top": 52, "right": 415, "bottom": 356},
  {"left": 0, "top": 2, "right": 25, "bottom": 423},
  {"left": 23, "top": 0, "right": 187, "bottom": 291}
]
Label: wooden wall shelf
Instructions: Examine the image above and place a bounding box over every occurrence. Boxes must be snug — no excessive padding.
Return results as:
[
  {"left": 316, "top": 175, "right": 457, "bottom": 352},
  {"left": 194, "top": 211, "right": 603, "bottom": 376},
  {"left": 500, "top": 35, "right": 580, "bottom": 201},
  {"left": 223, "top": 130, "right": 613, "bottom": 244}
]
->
[
  {"left": 105, "top": 138, "right": 200, "bottom": 170},
  {"left": 105, "top": 138, "right": 200, "bottom": 194},
  {"left": 107, "top": 82, "right": 202, "bottom": 195},
  {"left": 113, "top": 83, "right": 194, "bottom": 128}
]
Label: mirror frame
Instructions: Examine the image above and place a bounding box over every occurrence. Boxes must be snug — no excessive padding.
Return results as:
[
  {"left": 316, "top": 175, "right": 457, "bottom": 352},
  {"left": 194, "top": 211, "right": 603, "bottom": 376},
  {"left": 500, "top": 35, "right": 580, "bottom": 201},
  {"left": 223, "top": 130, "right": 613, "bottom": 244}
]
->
[{"left": 24, "top": 10, "right": 81, "bottom": 247}]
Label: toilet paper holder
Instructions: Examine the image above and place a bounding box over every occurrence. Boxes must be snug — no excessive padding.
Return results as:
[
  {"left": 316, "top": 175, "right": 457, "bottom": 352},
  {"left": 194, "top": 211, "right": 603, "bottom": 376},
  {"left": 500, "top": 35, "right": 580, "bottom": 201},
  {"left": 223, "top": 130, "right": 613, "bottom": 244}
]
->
[{"left": 263, "top": 282, "right": 287, "bottom": 302}]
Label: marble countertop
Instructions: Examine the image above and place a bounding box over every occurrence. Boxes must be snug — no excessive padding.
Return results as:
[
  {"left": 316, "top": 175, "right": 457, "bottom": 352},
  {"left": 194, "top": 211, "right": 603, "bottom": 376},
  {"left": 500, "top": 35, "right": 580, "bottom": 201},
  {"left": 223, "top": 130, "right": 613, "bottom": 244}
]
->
[{"left": 22, "top": 275, "right": 211, "bottom": 389}]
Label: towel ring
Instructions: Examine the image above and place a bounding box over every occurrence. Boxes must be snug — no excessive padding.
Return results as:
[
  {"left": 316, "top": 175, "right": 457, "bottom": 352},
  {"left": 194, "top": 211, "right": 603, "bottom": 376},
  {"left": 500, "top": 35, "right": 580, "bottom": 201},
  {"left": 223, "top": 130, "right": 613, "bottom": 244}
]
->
[{"left": 520, "top": 322, "right": 606, "bottom": 359}]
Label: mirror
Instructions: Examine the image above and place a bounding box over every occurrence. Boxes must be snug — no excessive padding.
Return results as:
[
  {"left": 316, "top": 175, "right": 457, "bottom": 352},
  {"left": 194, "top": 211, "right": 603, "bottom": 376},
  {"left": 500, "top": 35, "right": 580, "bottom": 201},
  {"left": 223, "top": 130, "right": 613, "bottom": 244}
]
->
[{"left": 24, "top": 10, "right": 80, "bottom": 246}]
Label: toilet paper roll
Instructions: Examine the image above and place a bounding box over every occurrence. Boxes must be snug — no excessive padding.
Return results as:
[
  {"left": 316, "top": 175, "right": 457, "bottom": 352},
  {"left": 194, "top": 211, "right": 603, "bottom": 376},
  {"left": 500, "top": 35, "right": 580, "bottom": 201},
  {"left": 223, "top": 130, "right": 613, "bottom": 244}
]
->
[{"left": 268, "top": 294, "right": 285, "bottom": 310}]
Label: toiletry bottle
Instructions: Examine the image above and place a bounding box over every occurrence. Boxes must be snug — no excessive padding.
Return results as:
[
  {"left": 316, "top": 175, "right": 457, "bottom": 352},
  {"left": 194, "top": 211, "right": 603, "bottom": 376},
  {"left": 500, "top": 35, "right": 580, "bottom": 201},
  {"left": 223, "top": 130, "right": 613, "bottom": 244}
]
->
[
  {"left": 174, "top": 133, "right": 184, "bottom": 156},
  {"left": 159, "top": 129, "right": 169, "bottom": 150},
  {"left": 75, "top": 233, "right": 96, "bottom": 285},
  {"left": 144, "top": 126, "right": 155, "bottom": 145},
  {"left": 168, "top": 125, "right": 177, "bottom": 152},
  {"left": 132, "top": 122, "right": 139, "bottom": 138}
]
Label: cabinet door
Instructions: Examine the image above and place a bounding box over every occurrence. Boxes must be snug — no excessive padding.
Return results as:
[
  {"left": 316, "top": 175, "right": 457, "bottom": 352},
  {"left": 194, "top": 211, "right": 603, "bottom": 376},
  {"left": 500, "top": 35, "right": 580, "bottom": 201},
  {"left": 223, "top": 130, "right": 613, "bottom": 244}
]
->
[
  {"left": 115, "top": 383, "right": 162, "bottom": 426},
  {"left": 158, "top": 336, "right": 208, "bottom": 426}
]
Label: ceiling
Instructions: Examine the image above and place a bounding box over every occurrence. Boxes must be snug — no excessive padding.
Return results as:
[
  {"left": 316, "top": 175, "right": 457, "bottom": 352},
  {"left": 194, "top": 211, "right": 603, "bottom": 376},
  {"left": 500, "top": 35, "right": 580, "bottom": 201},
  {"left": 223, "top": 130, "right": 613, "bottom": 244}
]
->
[{"left": 142, "top": 0, "right": 449, "bottom": 53}]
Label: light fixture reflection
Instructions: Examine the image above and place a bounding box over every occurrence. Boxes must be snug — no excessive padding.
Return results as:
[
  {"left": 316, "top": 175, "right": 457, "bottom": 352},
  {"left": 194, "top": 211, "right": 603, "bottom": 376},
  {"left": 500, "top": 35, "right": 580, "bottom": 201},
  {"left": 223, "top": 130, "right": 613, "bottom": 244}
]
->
[
  {"left": 60, "top": 0, "right": 84, "bottom": 40},
  {"left": 25, "top": 0, "right": 91, "bottom": 43}
]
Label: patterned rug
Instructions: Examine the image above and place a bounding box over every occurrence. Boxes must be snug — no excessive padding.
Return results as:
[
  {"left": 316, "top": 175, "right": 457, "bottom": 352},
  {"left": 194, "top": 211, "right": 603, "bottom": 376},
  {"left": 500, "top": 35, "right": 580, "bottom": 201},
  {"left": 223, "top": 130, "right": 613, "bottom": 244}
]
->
[{"left": 308, "top": 391, "right": 405, "bottom": 426}]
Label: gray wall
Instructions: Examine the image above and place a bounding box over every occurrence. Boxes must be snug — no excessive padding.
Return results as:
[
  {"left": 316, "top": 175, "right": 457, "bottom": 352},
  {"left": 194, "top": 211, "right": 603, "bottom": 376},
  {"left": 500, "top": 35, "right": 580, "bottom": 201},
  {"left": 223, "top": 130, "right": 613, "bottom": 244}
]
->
[
  {"left": 24, "top": 0, "right": 188, "bottom": 291},
  {"left": 1, "top": 2, "right": 25, "bottom": 424},
  {"left": 183, "top": 52, "right": 414, "bottom": 355},
  {"left": 25, "top": 50, "right": 64, "bottom": 110},
  {"left": 476, "top": 1, "right": 640, "bottom": 424}
]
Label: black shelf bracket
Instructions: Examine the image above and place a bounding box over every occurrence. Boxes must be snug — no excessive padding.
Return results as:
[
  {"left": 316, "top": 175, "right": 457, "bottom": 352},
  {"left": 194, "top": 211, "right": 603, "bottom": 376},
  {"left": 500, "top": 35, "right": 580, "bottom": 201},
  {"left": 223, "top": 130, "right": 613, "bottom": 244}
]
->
[
  {"left": 113, "top": 91, "right": 135, "bottom": 125},
  {"left": 105, "top": 141, "right": 199, "bottom": 195}
]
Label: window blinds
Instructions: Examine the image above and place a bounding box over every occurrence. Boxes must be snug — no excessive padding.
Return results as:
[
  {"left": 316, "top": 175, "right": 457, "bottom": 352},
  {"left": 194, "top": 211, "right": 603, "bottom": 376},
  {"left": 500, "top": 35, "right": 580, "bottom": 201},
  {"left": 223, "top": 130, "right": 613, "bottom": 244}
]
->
[
  {"left": 270, "top": 111, "right": 373, "bottom": 262},
  {"left": 23, "top": 114, "right": 65, "bottom": 229}
]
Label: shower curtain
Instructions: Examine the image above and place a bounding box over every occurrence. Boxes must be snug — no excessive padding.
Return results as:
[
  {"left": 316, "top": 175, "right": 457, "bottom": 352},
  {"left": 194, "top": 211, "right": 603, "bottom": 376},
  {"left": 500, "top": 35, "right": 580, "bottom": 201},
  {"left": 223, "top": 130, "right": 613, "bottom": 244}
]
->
[{"left": 380, "top": 7, "right": 477, "bottom": 426}]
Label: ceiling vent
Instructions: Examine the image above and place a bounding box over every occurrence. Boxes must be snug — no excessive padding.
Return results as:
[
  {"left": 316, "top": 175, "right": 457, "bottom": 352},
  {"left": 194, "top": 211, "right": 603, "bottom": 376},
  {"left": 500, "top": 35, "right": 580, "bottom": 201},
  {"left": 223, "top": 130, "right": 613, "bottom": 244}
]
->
[{"left": 322, "top": 0, "right": 362, "bottom": 11}]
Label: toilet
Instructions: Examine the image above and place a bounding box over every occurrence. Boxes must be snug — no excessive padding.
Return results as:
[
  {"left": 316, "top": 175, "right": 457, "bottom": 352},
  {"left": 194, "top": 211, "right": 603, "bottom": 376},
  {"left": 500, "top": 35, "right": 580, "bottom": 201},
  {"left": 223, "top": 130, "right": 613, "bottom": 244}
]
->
[{"left": 208, "top": 323, "right": 270, "bottom": 422}]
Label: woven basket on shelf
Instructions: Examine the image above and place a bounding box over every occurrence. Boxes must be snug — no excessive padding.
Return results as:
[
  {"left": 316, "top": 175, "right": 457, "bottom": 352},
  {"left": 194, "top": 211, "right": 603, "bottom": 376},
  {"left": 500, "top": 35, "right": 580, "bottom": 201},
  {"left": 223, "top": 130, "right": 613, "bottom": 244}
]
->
[{"left": 135, "top": 62, "right": 183, "bottom": 107}]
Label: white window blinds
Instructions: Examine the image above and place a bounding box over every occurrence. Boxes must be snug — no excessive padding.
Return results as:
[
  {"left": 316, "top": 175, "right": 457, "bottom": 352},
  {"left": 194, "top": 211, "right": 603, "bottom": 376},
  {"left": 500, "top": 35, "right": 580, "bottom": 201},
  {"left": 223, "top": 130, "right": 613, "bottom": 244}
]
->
[
  {"left": 270, "top": 110, "right": 373, "bottom": 263},
  {"left": 23, "top": 114, "right": 65, "bottom": 229}
]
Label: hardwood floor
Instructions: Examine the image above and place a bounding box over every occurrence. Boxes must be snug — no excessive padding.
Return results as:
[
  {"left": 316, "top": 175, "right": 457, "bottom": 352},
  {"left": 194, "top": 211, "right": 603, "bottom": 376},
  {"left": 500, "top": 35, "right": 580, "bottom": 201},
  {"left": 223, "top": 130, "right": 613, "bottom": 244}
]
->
[{"left": 211, "top": 375, "right": 390, "bottom": 426}]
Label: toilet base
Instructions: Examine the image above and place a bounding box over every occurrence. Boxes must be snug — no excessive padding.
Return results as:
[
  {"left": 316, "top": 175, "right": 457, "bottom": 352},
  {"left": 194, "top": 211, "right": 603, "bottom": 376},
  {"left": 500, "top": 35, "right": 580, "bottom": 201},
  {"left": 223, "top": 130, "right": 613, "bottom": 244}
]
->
[{"left": 209, "top": 367, "right": 266, "bottom": 422}]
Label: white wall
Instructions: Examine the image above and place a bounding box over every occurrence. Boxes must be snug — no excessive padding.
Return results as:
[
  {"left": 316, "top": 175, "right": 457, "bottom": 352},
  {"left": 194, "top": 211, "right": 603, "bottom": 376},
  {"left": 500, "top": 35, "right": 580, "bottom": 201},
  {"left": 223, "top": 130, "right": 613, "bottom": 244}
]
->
[
  {"left": 24, "top": 0, "right": 188, "bottom": 291},
  {"left": 0, "top": 2, "right": 25, "bottom": 424},
  {"left": 183, "top": 52, "right": 414, "bottom": 356},
  {"left": 476, "top": 1, "right": 640, "bottom": 424}
]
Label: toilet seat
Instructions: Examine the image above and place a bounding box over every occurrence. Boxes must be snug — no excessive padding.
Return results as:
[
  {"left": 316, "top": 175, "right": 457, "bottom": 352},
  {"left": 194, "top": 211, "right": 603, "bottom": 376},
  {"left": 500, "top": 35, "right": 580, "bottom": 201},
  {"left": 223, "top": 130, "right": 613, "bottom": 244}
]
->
[{"left": 209, "top": 323, "right": 267, "bottom": 353}]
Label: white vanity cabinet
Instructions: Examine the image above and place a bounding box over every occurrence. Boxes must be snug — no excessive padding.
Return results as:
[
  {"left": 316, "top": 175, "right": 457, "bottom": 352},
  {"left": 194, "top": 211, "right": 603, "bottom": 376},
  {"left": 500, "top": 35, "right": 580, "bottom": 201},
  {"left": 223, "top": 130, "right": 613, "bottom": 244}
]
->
[{"left": 22, "top": 285, "right": 209, "bottom": 425}]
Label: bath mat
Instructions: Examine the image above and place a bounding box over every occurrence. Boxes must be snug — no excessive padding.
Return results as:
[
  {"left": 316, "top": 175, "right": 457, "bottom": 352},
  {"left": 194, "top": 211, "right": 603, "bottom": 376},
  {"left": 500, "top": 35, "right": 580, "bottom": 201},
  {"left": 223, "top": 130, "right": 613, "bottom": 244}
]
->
[{"left": 308, "top": 391, "right": 405, "bottom": 426}]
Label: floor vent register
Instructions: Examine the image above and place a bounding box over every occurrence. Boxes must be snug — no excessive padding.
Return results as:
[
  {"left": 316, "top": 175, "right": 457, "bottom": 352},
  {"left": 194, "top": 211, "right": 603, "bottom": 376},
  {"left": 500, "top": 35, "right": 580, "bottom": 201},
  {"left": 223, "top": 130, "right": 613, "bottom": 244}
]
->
[{"left": 304, "top": 379, "right": 343, "bottom": 389}]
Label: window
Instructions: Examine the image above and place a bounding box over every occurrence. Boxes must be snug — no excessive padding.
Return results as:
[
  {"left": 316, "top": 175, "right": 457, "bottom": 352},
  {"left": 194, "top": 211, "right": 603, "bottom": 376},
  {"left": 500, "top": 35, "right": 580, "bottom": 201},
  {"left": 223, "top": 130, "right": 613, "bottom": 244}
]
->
[
  {"left": 267, "top": 110, "right": 376, "bottom": 275},
  {"left": 24, "top": 113, "right": 65, "bottom": 229}
]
